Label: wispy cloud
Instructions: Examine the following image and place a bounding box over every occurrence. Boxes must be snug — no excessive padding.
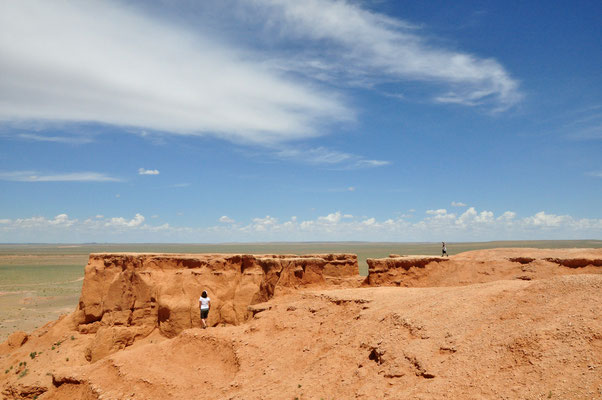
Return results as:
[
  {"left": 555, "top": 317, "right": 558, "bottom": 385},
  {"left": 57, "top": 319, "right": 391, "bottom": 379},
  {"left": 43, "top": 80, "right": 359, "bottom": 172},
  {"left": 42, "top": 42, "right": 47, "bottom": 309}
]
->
[
  {"left": 138, "top": 168, "right": 160, "bottom": 175},
  {"left": 451, "top": 201, "right": 467, "bottom": 207},
  {"left": 250, "top": 0, "right": 521, "bottom": 110},
  {"left": 0, "top": 0, "right": 520, "bottom": 151},
  {"left": 569, "top": 123, "right": 602, "bottom": 140},
  {"left": 0, "top": 0, "right": 350, "bottom": 144},
  {"left": 355, "top": 159, "right": 391, "bottom": 168},
  {"left": 0, "top": 170, "right": 122, "bottom": 182},
  {"left": 563, "top": 104, "right": 602, "bottom": 140},
  {"left": 219, "top": 216, "right": 235, "bottom": 223},
  {"left": 274, "top": 146, "right": 389, "bottom": 169},
  {"left": 16, "top": 133, "right": 93, "bottom": 144},
  {"left": 276, "top": 147, "right": 351, "bottom": 165}
]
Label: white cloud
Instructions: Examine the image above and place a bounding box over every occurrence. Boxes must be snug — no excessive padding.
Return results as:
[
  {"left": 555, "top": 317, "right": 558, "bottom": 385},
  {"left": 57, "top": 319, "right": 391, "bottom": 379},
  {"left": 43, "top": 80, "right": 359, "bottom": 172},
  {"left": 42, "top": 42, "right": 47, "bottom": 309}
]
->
[
  {"left": 274, "top": 146, "right": 389, "bottom": 168},
  {"left": 252, "top": 0, "right": 521, "bottom": 110},
  {"left": 16, "top": 133, "right": 93, "bottom": 144},
  {"left": 275, "top": 146, "right": 391, "bottom": 170},
  {"left": 426, "top": 209, "right": 448, "bottom": 216},
  {"left": 347, "top": 187, "right": 355, "bottom": 192},
  {"left": 497, "top": 211, "right": 516, "bottom": 221},
  {"left": 0, "top": 170, "right": 121, "bottom": 182},
  {"left": 276, "top": 146, "right": 351, "bottom": 164},
  {"left": 318, "top": 211, "right": 342, "bottom": 224},
  {"left": 1, "top": 208, "right": 601, "bottom": 242},
  {"left": 0, "top": 0, "right": 349, "bottom": 144},
  {"left": 219, "top": 216, "right": 235, "bottom": 223},
  {"left": 0, "top": 0, "right": 519, "bottom": 154},
  {"left": 475, "top": 210, "right": 494, "bottom": 223},
  {"left": 105, "top": 213, "right": 145, "bottom": 228},
  {"left": 451, "top": 201, "right": 467, "bottom": 207},
  {"left": 587, "top": 171, "right": 602, "bottom": 178},
  {"left": 523, "top": 211, "right": 572, "bottom": 228},
  {"left": 50, "top": 214, "right": 72, "bottom": 225},
  {"left": 249, "top": 216, "right": 278, "bottom": 232},
  {"left": 11, "top": 214, "right": 77, "bottom": 229},
  {"left": 138, "top": 168, "right": 160, "bottom": 175},
  {"left": 354, "top": 160, "right": 391, "bottom": 168}
]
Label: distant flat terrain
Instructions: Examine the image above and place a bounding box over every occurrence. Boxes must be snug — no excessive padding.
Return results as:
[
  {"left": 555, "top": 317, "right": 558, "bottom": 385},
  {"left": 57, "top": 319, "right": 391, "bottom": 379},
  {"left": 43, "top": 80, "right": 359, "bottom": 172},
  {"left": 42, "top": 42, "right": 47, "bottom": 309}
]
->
[{"left": 0, "top": 240, "right": 600, "bottom": 340}]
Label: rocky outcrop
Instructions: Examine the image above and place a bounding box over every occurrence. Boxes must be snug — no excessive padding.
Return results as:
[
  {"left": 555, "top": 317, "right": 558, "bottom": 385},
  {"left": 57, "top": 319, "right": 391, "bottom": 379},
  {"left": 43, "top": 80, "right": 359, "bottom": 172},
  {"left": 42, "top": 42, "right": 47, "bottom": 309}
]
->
[
  {"left": 0, "top": 331, "right": 29, "bottom": 355},
  {"left": 364, "top": 256, "right": 449, "bottom": 286},
  {"left": 363, "top": 250, "right": 602, "bottom": 287},
  {"left": 72, "top": 253, "right": 357, "bottom": 361}
]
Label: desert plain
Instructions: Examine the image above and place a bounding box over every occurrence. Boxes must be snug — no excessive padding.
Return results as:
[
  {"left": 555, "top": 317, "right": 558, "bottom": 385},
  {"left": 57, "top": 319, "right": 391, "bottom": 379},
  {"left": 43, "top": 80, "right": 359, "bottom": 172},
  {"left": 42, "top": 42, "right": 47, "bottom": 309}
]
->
[{"left": 0, "top": 241, "right": 601, "bottom": 399}]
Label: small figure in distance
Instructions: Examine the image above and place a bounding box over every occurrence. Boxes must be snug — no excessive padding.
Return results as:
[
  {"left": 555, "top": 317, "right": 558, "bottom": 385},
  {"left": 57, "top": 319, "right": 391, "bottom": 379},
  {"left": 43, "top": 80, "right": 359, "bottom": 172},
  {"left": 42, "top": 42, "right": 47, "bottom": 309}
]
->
[
  {"left": 199, "top": 290, "right": 211, "bottom": 329},
  {"left": 442, "top": 242, "right": 448, "bottom": 257}
]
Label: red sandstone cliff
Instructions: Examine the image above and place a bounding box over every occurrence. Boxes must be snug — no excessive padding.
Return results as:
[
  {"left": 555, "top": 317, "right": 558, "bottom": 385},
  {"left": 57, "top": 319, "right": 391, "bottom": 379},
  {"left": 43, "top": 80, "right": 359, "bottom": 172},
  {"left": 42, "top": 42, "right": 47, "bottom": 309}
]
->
[
  {"left": 364, "top": 248, "right": 602, "bottom": 287},
  {"left": 71, "top": 253, "right": 358, "bottom": 361}
]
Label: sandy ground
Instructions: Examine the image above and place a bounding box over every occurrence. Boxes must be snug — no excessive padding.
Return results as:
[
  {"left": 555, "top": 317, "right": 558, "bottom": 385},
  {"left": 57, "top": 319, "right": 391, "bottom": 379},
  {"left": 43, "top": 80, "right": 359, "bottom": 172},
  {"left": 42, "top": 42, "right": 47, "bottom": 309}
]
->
[
  {"left": 0, "top": 254, "right": 84, "bottom": 341},
  {"left": 0, "top": 248, "right": 601, "bottom": 400}
]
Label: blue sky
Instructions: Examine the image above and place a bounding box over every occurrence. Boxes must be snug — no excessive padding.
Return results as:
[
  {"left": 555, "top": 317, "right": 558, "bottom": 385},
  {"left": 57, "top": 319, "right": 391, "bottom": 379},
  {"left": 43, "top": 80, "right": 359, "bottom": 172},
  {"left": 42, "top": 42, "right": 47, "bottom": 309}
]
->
[{"left": 0, "top": 0, "right": 601, "bottom": 242}]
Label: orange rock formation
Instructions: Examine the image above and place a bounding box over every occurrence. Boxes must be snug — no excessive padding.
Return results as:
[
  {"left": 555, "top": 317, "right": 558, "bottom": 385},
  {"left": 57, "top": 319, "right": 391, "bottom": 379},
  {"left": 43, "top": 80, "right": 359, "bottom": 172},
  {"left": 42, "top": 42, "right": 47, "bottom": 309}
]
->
[
  {"left": 71, "top": 253, "right": 358, "bottom": 361},
  {"left": 365, "top": 248, "right": 602, "bottom": 287}
]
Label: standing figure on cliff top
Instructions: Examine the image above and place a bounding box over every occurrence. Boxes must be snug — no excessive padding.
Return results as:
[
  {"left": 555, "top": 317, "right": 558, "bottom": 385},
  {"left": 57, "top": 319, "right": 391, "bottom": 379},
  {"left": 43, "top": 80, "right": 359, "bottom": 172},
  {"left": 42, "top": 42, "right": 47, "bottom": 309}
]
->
[
  {"left": 199, "top": 290, "right": 211, "bottom": 329},
  {"left": 442, "top": 242, "right": 448, "bottom": 257}
]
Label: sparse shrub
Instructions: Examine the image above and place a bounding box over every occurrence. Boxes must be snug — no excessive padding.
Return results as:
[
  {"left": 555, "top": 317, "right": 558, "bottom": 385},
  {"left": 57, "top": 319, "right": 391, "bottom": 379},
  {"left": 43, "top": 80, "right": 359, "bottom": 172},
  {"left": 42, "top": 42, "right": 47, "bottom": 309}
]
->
[
  {"left": 66, "top": 358, "right": 69, "bottom": 362},
  {"left": 71, "top": 336, "right": 75, "bottom": 340},
  {"left": 4, "top": 369, "right": 8, "bottom": 374},
  {"left": 18, "top": 368, "right": 28, "bottom": 379},
  {"left": 29, "top": 351, "right": 37, "bottom": 359},
  {"left": 51, "top": 346, "right": 55, "bottom": 350}
]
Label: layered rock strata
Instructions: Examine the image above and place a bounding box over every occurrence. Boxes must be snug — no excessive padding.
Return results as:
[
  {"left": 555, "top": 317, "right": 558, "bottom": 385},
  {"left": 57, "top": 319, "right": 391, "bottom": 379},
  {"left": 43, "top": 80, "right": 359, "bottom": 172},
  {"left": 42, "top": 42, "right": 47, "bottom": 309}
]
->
[{"left": 72, "top": 253, "right": 357, "bottom": 361}]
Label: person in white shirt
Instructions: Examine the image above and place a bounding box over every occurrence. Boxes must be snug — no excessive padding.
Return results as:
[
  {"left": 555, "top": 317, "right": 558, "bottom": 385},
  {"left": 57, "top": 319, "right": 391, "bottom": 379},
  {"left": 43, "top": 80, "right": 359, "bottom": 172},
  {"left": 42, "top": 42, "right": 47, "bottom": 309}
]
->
[{"left": 199, "top": 290, "right": 211, "bottom": 329}]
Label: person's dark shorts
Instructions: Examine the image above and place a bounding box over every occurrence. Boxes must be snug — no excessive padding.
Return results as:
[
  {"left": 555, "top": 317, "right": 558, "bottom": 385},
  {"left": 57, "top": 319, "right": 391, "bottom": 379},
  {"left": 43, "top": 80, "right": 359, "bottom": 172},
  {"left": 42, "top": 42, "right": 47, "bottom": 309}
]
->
[{"left": 200, "top": 308, "right": 209, "bottom": 319}]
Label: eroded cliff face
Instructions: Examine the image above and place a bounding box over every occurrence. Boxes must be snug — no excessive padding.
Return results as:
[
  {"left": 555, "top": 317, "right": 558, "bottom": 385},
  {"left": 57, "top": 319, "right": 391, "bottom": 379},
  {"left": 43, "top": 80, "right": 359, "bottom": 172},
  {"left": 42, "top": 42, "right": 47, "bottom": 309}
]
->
[
  {"left": 364, "top": 249, "right": 602, "bottom": 287},
  {"left": 72, "top": 253, "right": 358, "bottom": 361}
]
